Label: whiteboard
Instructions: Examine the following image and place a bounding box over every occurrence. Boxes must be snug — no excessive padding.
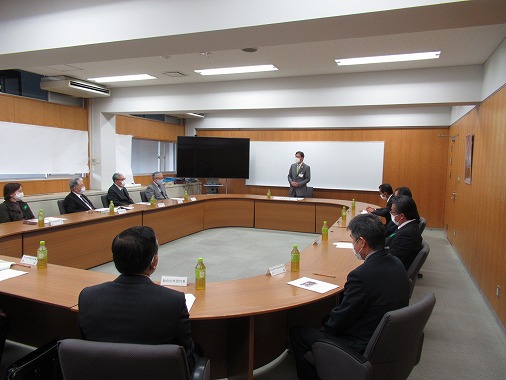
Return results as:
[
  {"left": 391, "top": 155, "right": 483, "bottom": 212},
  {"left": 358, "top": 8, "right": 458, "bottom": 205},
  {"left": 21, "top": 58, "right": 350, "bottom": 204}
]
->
[
  {"left": 246, "top": 141, "right": 384, "bottom": 191},
  {"left": 0, "top": 121, "right": 89, "bottom": 174}
]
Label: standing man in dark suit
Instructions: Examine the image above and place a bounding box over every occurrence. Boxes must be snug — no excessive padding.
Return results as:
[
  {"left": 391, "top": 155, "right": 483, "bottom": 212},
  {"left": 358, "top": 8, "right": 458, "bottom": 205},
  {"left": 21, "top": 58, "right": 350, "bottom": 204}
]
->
[
  {"left": 145, "top": 171, "right": 167, "bottom": 200},
  {"left": 63, "top": 177, "right": 95, "bottom": 213},
  {"left": 107, "top": 172, "right": 134, "bottom": 206},
  {"left": 78, "top": 226, "right": 198, "bottom": 372},
  {"left": 288, "top": 151, "right": 311, "bottom": 197},
  {"left": 290, "top": 214, "right": 410, "bottom": 380},
  {"left": 386, "top": 195, "right": 423, "bottom": 270}
]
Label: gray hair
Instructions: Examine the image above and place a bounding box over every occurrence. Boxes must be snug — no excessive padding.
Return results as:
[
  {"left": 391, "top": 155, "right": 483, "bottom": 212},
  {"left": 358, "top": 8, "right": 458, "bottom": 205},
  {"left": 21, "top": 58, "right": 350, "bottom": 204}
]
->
[
  {"left": 69, "top": 177, "right": 82, "bottom": 190},
  {"left": 152, "top": 171, "right": 162, "bottom": 180},
  {"left": 112, "top": 173, "right": 123, "bottom": 181}
]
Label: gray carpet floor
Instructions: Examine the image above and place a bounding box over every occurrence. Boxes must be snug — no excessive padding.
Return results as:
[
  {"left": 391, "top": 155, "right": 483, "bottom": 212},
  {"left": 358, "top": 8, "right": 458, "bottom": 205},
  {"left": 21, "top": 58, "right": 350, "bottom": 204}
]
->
[{"left": 2, "top": 228, "right": 506, "bottom": 379}]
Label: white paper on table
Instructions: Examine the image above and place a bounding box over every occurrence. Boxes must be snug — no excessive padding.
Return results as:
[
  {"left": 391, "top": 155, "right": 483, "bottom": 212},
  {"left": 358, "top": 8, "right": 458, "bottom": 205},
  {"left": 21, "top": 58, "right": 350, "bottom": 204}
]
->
[
  {"left": 333, "top": 242, "right": 354, "bottom": 249},
  {"left": 185, "top": 294, "right": 196, "bottom": 311},
  {"left": 287, "top": 277, "right": 339, "bottom": 294},
  {"left": 0, "top": 269, "right": 28, "bottom": 281}
]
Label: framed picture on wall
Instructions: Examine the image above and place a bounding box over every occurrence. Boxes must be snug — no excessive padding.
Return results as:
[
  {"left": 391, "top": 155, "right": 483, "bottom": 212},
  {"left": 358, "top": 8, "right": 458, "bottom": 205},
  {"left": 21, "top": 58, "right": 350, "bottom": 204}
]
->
[{"left": 464, "top": 134, "right": 474, "bottom": 184}]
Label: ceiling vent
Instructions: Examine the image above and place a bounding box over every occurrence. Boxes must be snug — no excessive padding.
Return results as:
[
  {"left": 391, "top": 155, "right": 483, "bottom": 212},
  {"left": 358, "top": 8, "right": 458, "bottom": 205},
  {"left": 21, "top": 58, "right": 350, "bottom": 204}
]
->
[
  {"left": 163, "top": 71, "right": 188, "bottom": 77},
  {"left": 40, "top": 76, "right": 110, "bottom": 98}
]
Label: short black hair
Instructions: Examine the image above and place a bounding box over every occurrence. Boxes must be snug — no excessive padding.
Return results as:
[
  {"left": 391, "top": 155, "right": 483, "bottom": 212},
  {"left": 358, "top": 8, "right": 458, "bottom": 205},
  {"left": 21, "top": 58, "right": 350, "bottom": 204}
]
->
[
  {"left": 393, "top": 195, "right": 420, "bottom": 221},
  {"left": 395, "top": 186, "right": 412, "bottom": 198},
  {"left": 379, "top": 183, "right": 393, "bottom": 194},
  {"left": 3, "top": 183, "right": 21, "bottom": 201},
  {"left": 112, "top": 226, "right": 158, "bottom": 274},
  {"left": 295, "top": 151, "right": 305, "bottom": 158},
  {"left": 347, "top": 214, "right": 385, "bottom": 251}
]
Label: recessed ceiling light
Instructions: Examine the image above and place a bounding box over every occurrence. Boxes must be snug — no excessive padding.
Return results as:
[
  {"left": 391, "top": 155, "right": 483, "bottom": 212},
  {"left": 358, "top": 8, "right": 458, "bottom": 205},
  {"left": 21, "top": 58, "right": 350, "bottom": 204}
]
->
[
  {"left": 242, "top": 47, "right": 258, "bottom": 53},
  {"left": 335, "top": 51, "right": 441, "bottom": 66},
  {"left": 88, "top": 74, "right": 157, "bottom": 83},
  {"left": 195, "top": 64, "right": 278, "bottom": 76}
]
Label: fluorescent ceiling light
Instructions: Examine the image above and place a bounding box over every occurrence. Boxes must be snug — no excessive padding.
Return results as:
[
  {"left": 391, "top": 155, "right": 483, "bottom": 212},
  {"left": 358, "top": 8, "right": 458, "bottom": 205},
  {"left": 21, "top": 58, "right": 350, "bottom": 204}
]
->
[
  {"left": 186, "top": 113, "right": 205, "bottom": 118},
  {"left": 195, "top": 64, "right": 278, "bottom": 76},
  {"left": 88, "top": 74, "right": 156, "bottom": 83},
  {"left": 335, "top": 51, "right": 441, "bottom": 66}
]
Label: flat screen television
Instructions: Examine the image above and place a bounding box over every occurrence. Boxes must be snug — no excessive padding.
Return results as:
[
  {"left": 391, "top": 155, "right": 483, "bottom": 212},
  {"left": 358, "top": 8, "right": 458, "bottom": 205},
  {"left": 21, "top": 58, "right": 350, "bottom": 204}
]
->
[{"left": 176, "top": 136, "right": 250, "bottom": 179}]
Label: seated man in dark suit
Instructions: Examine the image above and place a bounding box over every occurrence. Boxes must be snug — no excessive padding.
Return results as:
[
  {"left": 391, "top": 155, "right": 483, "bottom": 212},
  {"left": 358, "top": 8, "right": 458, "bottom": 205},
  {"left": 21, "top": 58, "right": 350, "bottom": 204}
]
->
[
  {"left": 145, "top": 171, "right": 167, "bottom": 200},
  {"left": 290, "top": 214, "right": 410, "bottom": 380},
  {"left": 366, "top": 183, "right": 395, "bottom": 227},
  {"left": 384, "top": 186, "right": 414, "bottom": 237},
  {"left": 385, "top": 195, "right": 423, "bottom": 270},
  {"left": 63, "top": 177, "right": 95, "bottom": 213},
  {"left": 107, "top": 172, "right": 134, "bottom": 206},
  {"left": 78, "top": 226, "right": 197, "bottom": 372}
]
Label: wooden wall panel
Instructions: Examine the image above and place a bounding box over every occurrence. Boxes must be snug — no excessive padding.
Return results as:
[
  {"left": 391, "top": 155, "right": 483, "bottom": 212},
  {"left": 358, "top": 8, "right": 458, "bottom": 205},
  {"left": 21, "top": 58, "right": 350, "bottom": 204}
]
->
[
  {"left": 445, "top": 85, "right": 506, "bottom": 328},
  {"left": 0, "top": 178, "right": 90, "bottom": 196},
  {"left": 0, "top": 94, "right": 15, "bottom": 121},
  {"left": 198, "top": 128, "right": 447, "bottom": 228},
  {"left": 116, "top": 114, "right": 184, "bottom": 141}
]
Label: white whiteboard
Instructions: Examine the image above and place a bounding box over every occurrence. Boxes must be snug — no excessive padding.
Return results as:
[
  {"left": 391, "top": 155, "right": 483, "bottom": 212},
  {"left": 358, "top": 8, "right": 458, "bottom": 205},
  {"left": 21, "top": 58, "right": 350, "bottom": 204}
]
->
[
  {"left": 0, "top": 121, "right": 89, "bottom": 174},
  {"left": 246, "top": 141, "right": 384, "bottom": 191}
]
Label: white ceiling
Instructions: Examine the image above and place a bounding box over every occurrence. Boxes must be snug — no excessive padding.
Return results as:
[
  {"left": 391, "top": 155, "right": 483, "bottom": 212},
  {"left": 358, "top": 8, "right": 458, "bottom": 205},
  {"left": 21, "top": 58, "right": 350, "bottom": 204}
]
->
[{"left": 2, "top": 0, "right": 506, "bottom": 118}]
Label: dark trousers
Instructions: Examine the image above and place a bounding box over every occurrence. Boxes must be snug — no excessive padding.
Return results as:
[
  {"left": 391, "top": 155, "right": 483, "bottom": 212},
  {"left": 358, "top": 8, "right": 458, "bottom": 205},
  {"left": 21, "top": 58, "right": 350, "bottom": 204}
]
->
[{"left": 289, "top": 325, "right": 326, "bottom": 380}]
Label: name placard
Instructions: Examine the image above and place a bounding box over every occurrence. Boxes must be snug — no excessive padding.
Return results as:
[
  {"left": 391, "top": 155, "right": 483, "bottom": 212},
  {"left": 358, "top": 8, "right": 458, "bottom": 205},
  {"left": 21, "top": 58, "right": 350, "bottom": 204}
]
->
[
  {"left": 156, "top": 203, "right": 166, "bottom": 208},
  {"left": 21, "top": 255, "right": 37, "bottom": 265},
  {"left": 49, "top": 219, "right": 64, "bottom": 226},
  {"left": 161, "top": 276, "right": 188, "bottom": 287},
  {"left": 190, "top": 197, "right": 197, "bottom": 202},
  {"left": 117, "top": 208, "right": 127, "bottom": 214},
  {"left": 266, "top": 264, "right": 286, "bottom": 276}
]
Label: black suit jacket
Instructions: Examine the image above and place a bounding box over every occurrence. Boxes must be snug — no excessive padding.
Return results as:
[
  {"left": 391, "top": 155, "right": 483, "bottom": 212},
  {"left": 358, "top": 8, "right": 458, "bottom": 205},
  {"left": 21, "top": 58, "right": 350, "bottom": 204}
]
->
[
  {"left": 107, "top": 184, "right": 133, "bottom": 206},
  {"left": 78, "top": 274, "right": 196, "bottom": 371},
  {"left": 385, "top": 220, "right": 423, "bottom": 270},
  {"left": 372, "top": 194, "right": 394, "bottom": 224},
  {"left": 63, "top": 192, "right": 95, "bottom": 213},
  {"left": 0, "top": 200, "right": 34, "bottom": 223},
  {"left": 323, "top": 249, "right": 410, "bottom": 353}
]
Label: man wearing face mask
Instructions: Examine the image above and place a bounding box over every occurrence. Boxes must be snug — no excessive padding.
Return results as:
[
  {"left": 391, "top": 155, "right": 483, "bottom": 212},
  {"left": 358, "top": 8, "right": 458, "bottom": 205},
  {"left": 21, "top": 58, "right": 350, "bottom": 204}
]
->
[
  {"left": 385, "top": 195, "right": 423, "bottom": 270},
  {"left": 0, "top": 183, "right": 35, "bottom": 223},
  {"left": 290, "top": 214, "right": 409, "bottom": 380},
  {"left": 107, "top": 172, "right": 134, "bottom": 206},
  {"left": 366, "top": 183, "right": 394, "bottom": 227},
  {"left": 144, "top": 171, "right": 167, "bottom": 200},
  {"left": 63, "top": 177, "right": 96, "bottom": 214},
  {"left": 288, "top": 151, "right": 311, "bottom": 197}
]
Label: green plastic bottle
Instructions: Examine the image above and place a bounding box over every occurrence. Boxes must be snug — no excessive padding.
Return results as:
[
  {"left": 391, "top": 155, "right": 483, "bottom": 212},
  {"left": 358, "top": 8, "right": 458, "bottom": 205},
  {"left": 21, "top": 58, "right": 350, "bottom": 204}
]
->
[
  {"left": 195, "top": 258, "right": 206, "bottom": 290},
  {"left": 184, "top": 191, "right": 189, "bottom": 202},
  {"left": 37, "top": 209, "right": 44, "bottom": 227},
  {"left": 267, "top": 189, "right": 271, "bottom": 199},
  {"left": 150, "top": 195, "right": 156, "bottom": 208},
  {"left": 322, "top": 221, "right": 328, "bottom": 241},
  {"left": 36, "top": 241, "right": 47, "bottom": 269},
  {"left": 109, "top": 200, "right": 115, "bottom": 215},
  {"left": 351, "top": 199, "right": 356, "bottom": 216},
  {"left": 291, "top": 244, "right": 300, "bottom": 272},
  {"left": 341, "top": 206, "right": 347, "bottom": 226}
]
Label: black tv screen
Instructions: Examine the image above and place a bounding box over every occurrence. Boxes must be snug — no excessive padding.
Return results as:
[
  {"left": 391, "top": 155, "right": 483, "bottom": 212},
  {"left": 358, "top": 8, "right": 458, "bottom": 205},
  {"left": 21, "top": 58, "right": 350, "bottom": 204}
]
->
[{"left": 176, "top": 136, "right": 250, "bottom": 179}]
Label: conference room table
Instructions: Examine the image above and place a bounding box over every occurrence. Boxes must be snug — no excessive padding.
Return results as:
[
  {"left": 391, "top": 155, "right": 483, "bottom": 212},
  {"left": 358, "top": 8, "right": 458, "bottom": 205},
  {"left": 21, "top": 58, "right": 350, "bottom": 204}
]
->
[{"left": 0, "top": 194, "right": 369, "bottom": 380}]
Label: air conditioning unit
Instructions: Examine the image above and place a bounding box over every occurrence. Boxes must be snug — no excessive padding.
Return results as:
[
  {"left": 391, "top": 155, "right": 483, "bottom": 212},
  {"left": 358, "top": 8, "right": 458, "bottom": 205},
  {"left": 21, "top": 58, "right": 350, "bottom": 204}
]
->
[{"left": 40, "top": 76, "right": 110, "bottom": 98}]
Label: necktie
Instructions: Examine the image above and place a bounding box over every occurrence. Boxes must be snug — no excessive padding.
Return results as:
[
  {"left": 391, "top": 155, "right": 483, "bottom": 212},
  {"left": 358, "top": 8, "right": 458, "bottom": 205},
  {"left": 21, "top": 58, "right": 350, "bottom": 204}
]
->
[
  {"left": 158, "top": 185, "right": 166, "bottom": 198},
  {"left": 80, "top": 195, "right": 93, "bottom": 210},
  {"left": 296, "top": 164, "right": 300, "bottom": 175}
]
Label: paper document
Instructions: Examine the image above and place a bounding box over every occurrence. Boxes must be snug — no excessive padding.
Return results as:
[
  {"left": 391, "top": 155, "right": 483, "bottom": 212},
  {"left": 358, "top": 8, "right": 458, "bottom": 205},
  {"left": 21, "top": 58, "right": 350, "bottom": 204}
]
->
[
  {"left": 0, "top": 269, "right": 28, "bottom": 282},
  {"left": 287, "top": 277, "right": 339, "bottom": 294},
  {"left": 185, "top": 294, "right": 196, "bottom": 311},
  {"left": 0, "top": 260, "right": 15, "bottom": 271},
  {"left": 271, "top": 196, "right": 304, "bottom": 201},
  {"left": 333, "top": 242, "right": 354, "bottom": 249}
]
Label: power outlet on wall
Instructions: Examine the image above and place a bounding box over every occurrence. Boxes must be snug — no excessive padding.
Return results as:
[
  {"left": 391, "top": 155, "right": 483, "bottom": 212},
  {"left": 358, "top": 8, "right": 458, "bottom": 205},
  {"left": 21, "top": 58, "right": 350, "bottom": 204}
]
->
[{"left": 496, "top": 286, "right": 500, "bottom": 299}]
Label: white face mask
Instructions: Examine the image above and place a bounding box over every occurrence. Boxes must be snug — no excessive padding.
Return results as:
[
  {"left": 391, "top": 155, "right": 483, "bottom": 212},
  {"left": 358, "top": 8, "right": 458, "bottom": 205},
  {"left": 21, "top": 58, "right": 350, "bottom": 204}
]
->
[
  {"left": 121, "top": 180, "right": 126, "bottom": 187},
  {"left": 14, "top": 192, "right": 24, "bottom": 200},
  {"left": 79, "top": 186, "right": 86, "bottom": 194},
  {"left": 390, "top": 212, "right": 400, "bottom": 226},
  {"left": 156, "top": 179, "right": 164, "bottom": 186},
  {"left": 380, "top": 194, "right": 387, "bottom": 200},
  {"left": 295, "top": 157, "right": 300, "bottom": 164},
  {"left": 352, "top": 239, "right": 364, "bottom": 260}
]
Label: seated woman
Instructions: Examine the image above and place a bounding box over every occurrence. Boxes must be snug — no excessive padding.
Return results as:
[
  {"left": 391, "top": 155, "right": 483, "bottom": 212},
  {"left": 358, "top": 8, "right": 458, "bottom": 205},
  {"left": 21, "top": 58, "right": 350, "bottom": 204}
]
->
[{"left": 0, "top": 183, "right": 35, "bottom": 223}]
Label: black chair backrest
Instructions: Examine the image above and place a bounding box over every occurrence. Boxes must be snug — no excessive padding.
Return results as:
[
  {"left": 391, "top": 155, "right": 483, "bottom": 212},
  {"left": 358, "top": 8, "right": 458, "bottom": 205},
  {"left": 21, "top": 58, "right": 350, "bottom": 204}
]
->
[
  {"left": 57, "top": 199, "right": 67, "bottom": 214},
  {"left": 140, "top": 190, "right": 148, "bottom": 202},
  {"left": 0, "top": 310, "right": 8, "bottom": 365},
  {"left": 58, "top": 340, "right": 191, "bottom": 380},
  {"left": 418, "top": 217, "right": 427, "bottom": 234},
  {"left": 407, "top": 241, "right": 430, "bottom": 297},
  {"left": 306, "top": 186, "right": 313, "bottom": 198},
  {"left": 364, "top": 293, "right": 436, "bottom": 379},
  {"left": 101, "top": 195, "right": 108, "bottom": 208}
]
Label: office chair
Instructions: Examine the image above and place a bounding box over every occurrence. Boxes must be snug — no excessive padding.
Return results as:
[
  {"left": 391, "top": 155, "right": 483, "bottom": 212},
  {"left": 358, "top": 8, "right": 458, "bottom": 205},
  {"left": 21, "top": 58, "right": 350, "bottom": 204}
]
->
[
  {"left": 307, "top": 292, "right": 436, "bottom": 380},
  {"left": 407, "top": 241, "right": 430, "bottom": 298},
  {"left": 305, "top": 186, "right": 313, "bottom": 198},
  {"left": 57, "top": 339, "right": 210, "bottom": 380},
  {"left": 0, "top": 310, "right": 8, "bottom": 365},
  {"left": 417, "top": 217, "right": 427, "bottom": 279},
  {"left": 140, "top": 190, "right": 148, "bottom": 202},
  {"left": 100, "top": 195, "right": 108, "bottom": 208},
  {"left": 56, "top": 199, "right": 67, "bottom": 214}
]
